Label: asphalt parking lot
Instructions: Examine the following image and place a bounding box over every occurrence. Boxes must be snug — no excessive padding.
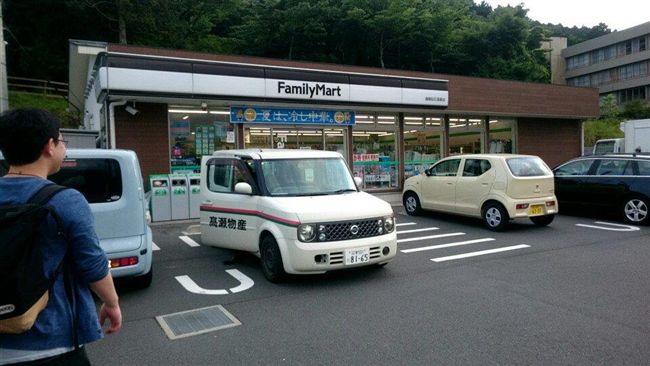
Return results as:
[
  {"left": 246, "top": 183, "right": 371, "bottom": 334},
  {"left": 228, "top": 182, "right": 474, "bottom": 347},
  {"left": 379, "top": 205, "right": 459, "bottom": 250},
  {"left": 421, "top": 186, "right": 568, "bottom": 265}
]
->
[{"left": 87, "top": 208, "right": 650, "bottom": 365}]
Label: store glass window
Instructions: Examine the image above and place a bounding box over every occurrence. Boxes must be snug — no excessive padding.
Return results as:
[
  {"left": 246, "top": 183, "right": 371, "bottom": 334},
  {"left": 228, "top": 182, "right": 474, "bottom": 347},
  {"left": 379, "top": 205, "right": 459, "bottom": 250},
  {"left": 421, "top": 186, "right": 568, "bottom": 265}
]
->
[
  {"left": 488, "top": 119, "right": 514, "bottom": 153},
  {"left": 168, "top": 108, "right": 235, "bottom": 173},
  {"left": 403, "top": 115, "right": 442, "bottom": 178},
  {"left": 449, "top": 118, "right": 483, "bottom": 155},
  {"left": 352, "top": 114, "right": 398, "bottom": 190}
]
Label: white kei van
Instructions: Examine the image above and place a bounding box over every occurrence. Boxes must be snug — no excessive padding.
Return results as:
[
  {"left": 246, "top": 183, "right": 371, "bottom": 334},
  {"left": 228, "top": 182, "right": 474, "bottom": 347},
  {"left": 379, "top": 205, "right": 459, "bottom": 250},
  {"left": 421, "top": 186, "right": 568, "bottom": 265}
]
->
[
  {"left": 200, "top": 149, "right": 397, "bottom": 282},
  {"left": 2, "top": 149, "right": 154, "bottom": 288}
]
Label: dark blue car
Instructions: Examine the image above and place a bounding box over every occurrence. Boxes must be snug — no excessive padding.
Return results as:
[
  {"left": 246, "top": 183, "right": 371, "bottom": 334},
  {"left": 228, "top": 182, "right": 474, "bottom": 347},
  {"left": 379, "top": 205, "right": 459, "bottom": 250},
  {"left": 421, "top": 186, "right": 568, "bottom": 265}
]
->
[{"left": 553, "top": 153, "right": 650, "bottom": 225}]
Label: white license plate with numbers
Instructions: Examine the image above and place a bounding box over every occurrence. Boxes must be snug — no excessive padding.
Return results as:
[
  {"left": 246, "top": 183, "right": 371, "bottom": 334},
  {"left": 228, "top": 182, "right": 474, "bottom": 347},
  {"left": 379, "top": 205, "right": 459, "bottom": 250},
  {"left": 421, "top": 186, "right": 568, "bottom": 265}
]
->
[{"left": 345, "top": 247, "right": 370, "bottom": 265}]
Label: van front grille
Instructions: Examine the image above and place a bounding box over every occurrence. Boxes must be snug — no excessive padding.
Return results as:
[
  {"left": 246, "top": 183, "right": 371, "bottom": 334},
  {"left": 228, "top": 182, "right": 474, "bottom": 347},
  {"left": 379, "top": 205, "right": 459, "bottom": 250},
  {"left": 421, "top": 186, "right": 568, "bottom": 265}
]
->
[{"left": 320, "top": 218, "right": 384, "bottom": 242}]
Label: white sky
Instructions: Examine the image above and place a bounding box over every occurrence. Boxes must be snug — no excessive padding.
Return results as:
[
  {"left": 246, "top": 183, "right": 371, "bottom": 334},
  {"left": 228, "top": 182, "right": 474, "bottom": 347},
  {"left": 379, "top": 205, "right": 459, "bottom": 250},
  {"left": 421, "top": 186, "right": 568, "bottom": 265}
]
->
[{"left": 480, "top": 0, "right": 649, "bottom": 31}]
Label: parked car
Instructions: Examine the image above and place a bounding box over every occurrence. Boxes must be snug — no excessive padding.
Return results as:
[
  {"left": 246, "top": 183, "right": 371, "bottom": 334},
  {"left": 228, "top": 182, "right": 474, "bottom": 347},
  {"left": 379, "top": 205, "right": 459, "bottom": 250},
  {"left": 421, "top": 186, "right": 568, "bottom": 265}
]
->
[
  {"left": 553, "top": 153, "right": 650, "bottom": 225},
  {"left": 199, "top": 149, "right": 397, "bottom": 282},
  {"left": 402, "top": 154, "right": 558, "bottom": 231},
  {"left": 1, "top": 149, "right": 154, "bottom": 288}
]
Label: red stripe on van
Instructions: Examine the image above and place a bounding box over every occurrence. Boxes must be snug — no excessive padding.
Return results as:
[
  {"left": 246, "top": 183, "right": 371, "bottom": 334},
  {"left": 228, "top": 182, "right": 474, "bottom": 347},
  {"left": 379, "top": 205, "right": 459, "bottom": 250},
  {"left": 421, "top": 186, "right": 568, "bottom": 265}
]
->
[{"left": 200, "top": 205, "right": 300, "bottom": 227}]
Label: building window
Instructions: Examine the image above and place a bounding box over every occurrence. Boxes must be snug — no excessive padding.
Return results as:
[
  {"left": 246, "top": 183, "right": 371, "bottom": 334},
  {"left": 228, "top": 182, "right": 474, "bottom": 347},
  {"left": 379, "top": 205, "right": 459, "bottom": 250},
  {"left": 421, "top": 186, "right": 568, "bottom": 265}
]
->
[
  {"left": 352, "top": 114, "right": 398, "bottom": 190},
  {"left": 168, "top": 108, "right": 234, "bottom": 173},
  {"left": 403, "top": 115, "right": 443, "bottom": 178},
  {"left": 626, "top": 40, "right": 632, "bottom": 55},
  {"left": 640, "top": 37, "right": 646, "bottom": 52},
  {"left": 488, "top": 119, "right": 515, "bottom": 153},
  {"left": 449, "top": 118, "right": 483, "bottom": 155}
]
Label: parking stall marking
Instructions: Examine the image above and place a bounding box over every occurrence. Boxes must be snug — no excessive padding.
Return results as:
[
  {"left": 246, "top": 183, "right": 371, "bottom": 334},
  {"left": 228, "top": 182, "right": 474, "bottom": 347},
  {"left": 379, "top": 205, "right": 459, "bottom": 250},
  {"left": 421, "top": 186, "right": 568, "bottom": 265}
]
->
[
  {"left": 152, "top": 242, "right": 160, "bottom": 251},
  {"left": 397, "top": 227, "right": 440, "bottom": 234},
  {"left": 397, "top": 232, "right": 465, "bottom": 244},
  {"left": 430, "top": 244, "right": 530, "bottom": 262},
  {"left": 575, "top": 221, "right": 640, "bottom": 232},
  {"left": 401, "top": 237, "right": 494, "bottom": 253},
  {"left": 175, "top": 269, "right": 255, "bottom": 295},
  {"left": 179, "top": 235, "right": 201, "bottom": 247},
  {"left": 396, "top": 222, "right": 416, "bottom": 227}
]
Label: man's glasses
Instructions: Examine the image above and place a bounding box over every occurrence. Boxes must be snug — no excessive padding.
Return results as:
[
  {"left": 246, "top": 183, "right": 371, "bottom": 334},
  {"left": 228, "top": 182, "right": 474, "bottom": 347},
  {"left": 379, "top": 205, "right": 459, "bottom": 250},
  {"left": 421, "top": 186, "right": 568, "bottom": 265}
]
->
[{"left": 55, "top": 139, "right": 69, "bottom": 146}]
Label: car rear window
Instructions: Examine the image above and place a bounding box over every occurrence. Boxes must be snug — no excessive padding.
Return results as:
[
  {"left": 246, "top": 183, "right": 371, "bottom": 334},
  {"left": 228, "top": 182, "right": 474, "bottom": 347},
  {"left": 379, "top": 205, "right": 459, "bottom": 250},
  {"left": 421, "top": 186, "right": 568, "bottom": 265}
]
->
[
  {"left": 636, "top": 160, "right": 650, "bottom": 175},
  {"left": 506, "top": 157, "right": 551, "bottom": 177},
  {"left": 48, "top": 158, "right": 123, "bottom": 203}
]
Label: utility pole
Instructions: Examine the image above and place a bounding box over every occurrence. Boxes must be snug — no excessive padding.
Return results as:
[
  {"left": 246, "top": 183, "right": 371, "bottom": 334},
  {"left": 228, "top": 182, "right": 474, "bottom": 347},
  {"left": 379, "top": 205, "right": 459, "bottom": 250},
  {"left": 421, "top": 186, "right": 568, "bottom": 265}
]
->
[{"left": 0, "top": 0, "right": 9, "bottom": 112}]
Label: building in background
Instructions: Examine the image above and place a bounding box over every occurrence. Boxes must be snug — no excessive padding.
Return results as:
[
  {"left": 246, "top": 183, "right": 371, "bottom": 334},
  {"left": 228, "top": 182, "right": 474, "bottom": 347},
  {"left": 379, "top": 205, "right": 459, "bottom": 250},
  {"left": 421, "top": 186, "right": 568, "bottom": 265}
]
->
[
  {"left": 69, "top": 40, "right": 598, "bottom": 192},
  {"left": 562, "top": 21, "right": 650, "bottom": 105},
  {"left": 542, "top": 37, "right": 567, "bottom": 86}
]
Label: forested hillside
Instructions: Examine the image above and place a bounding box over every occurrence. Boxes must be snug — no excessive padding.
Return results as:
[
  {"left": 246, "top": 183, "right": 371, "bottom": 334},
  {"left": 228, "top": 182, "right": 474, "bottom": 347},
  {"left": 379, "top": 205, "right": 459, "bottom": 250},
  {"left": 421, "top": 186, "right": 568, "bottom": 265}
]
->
[{"left": 3, "top": 0, "right": 610, "bottom": 83}]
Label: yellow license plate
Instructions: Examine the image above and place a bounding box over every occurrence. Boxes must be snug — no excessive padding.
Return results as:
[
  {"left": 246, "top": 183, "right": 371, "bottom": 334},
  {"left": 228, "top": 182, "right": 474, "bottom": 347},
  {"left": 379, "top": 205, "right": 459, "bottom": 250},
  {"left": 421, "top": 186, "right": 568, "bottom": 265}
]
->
[{"left": 528, "top": 205, "right": 544, "bottom": 215}]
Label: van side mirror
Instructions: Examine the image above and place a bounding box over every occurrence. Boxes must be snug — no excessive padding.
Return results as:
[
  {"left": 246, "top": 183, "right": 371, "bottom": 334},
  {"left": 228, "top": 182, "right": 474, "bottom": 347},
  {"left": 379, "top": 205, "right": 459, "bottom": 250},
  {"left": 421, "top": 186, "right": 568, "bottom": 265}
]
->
[
  {"left": 234, "top": 182, "right": 253, "bottom": 195},
  {"left": 424, "top": 168, "right": 432, "bottom": 176},
  {"left": 353, "top": 176, "right": 363, "bottom": 188}
]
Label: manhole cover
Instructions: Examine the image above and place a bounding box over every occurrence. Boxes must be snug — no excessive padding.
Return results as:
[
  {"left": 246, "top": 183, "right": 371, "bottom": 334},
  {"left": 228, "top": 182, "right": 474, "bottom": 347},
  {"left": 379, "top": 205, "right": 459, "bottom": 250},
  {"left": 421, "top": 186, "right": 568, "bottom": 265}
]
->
[{"left": 156, "top": 305, "right": 241, "bottom": 340}]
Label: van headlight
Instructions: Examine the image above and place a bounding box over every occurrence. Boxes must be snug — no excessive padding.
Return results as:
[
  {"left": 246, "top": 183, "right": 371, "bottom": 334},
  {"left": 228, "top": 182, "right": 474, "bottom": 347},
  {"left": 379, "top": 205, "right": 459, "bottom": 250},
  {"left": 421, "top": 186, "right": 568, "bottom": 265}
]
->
[
  {"left": 298, "top": 224, "right": 316, "bottom": 242},
  {"left": 384, "top": 216, "right": 395, "bottom": 233}
]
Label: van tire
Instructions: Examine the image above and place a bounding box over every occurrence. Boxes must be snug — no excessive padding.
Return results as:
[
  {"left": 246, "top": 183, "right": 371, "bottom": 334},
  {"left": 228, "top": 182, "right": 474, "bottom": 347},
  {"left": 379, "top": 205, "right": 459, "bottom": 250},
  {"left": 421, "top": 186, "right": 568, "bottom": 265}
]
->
[
  {"left": 622, "top": 196, "right": 649, "bottom": 225},
  {"left": 482, "top": 202, "right": 509, "bottom": 231},
  {"left": 530, "top": 214, "right": 555, "bottom": 226},
  {"left": 130, "top": 266, "right": 153, "bottom": 289},
  {"left": 403, "top": 192, "right": 422, "bottom": 216},
  {"left": 260, "top": 236, "right": 285, "bottom": 282}
]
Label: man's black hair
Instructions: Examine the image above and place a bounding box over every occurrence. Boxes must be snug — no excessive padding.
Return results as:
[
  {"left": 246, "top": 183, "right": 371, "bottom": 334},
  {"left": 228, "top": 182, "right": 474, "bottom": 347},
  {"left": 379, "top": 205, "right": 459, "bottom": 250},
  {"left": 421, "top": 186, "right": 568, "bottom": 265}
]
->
[{"left": 0, "top": 108, "right": 61, "bottom": 165}]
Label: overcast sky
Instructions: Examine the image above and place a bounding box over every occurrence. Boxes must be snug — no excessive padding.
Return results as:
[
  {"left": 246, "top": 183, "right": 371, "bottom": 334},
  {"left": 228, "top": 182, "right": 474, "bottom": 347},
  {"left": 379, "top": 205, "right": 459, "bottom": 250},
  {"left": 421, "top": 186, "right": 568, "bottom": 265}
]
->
[{"left": 480, "top": 0, "right": 649, "bottom": 31}]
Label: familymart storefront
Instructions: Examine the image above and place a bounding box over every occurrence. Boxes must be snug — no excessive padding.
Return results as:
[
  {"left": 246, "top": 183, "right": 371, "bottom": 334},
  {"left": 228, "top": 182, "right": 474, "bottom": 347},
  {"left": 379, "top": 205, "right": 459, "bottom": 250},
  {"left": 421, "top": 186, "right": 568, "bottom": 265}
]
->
[{"left": 70, "top": 41, "right": 599, "bottom": 192}]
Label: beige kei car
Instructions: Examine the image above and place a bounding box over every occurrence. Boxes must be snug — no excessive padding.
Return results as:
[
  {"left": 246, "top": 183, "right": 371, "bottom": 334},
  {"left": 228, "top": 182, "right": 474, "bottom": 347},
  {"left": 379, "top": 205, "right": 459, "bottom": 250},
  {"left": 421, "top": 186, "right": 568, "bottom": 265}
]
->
[{"left": 402, "top": 154, "right": 558, "bottom": 231}]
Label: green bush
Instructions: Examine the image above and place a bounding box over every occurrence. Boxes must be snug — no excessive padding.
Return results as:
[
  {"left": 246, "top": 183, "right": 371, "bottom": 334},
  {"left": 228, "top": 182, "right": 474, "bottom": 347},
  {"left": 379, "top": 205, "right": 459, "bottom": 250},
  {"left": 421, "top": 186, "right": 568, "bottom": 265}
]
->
[{"left": 8, "top": 91, "right": 81, "bottom": 128}]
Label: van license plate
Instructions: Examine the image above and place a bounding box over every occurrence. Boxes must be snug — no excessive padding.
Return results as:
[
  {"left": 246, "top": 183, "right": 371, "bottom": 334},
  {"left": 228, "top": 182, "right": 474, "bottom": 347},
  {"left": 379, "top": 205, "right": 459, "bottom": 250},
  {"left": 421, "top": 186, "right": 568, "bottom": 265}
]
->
[
  {"left": 528, "top": 205, "right": 544, "bottom": 215},
  {"left": 345, "top": 248, "right": 370, "bottom": 265}
]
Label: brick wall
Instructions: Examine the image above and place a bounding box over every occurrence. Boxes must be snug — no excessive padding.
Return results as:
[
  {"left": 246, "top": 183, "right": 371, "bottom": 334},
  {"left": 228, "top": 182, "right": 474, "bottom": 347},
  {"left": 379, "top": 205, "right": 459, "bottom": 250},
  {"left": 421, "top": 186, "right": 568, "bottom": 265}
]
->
[
  {"left": 115, "top": 103, "right": 169, "bottom": 187},
  {"left": 517, "top": 118, "right": 582, "bottom": 168}
]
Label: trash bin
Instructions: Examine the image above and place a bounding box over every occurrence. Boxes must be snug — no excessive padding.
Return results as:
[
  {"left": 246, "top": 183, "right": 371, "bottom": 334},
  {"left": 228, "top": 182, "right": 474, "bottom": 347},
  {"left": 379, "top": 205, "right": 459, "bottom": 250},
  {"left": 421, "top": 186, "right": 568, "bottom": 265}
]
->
[
  {"left": 149, "top": 174, "right": 171, "bottom": 222},
  {"left": 170, "top": 174, "right": 190, "bottom": 220},
  {"left": 188, "top": 173, "right": 201, "bottom": 219}
]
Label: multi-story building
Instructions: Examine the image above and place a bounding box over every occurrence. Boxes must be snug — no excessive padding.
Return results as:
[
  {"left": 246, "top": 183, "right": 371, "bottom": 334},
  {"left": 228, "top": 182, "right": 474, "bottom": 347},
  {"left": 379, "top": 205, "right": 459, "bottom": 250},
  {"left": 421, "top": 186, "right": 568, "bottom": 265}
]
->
[{"left": 562, "top": 21, "right": 650, "bottom": 105}]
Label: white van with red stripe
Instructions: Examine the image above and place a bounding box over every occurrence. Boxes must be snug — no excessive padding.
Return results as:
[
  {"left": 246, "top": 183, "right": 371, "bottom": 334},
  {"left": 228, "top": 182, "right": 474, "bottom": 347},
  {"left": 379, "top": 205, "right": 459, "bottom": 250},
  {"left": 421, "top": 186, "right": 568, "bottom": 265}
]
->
[{"left": 200, "top": 149, "right": 397, "bottom": 282}]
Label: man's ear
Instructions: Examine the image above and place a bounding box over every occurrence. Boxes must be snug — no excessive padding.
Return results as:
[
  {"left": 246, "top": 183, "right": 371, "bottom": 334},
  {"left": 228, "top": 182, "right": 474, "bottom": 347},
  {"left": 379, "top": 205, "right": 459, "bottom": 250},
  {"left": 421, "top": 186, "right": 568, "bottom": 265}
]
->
[{"left": 42, "top": 137, "right": 56, "bottom": 157}]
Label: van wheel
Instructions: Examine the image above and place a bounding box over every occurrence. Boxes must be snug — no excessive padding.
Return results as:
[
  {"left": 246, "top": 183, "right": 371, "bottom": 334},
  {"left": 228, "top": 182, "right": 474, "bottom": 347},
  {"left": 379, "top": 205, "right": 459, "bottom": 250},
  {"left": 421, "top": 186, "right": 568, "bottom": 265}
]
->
[
  {"left": 622, "top": 196, "right": 649, "bottom": 225},
  {"left": 403, "top": 192, "right": 422, "bottom": 216},
  {"left": 482, "top": 202, "right": 509, "bottom": 231},
  {"left": 530, "top": 214, "right": 555, "bottom": 226},
  {"left": 260, "top": 236, "right": 285, "bottom": 282},
  {"left": 130, "top": 266, "right": 153, "bottom": 289}
]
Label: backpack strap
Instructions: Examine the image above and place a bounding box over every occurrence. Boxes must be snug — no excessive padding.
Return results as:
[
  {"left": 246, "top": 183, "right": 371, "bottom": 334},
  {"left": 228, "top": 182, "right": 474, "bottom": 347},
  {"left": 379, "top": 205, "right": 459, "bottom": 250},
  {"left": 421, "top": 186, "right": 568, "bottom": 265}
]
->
[
  {"left": 27, "top": 183, "right": 69, "bottom": 206},
  {"left": 27, "top": 184, "right": 69, "bottom": 228}
]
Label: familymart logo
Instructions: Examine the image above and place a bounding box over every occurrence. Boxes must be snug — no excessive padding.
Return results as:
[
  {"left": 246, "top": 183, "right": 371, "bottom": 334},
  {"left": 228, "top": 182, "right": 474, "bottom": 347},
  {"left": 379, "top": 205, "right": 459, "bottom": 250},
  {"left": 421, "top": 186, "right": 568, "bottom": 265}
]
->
[{"left": 277, "top": 81, "right": 342, "bottom": 98}]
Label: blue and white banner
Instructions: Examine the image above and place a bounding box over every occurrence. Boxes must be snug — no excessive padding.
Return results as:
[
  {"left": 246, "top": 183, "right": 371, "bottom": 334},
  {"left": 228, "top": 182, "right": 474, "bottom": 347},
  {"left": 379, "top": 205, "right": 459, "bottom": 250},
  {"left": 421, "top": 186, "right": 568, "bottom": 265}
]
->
[{"left": 230, "top": 106, "right": 355, "bottom": 126}]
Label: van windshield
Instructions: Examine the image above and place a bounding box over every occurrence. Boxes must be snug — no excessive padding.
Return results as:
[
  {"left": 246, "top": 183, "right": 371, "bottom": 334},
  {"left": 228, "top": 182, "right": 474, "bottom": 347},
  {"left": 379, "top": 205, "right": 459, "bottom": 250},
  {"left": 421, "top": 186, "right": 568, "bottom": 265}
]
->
[
  {"left": 260, "top": 157, "right": 357, "bottom": 196},
  {"left": 49, "top": 159, "right": 123, "bottom": 203},
  {"left": 506, "top": 157, "right": 551, "bottom": 177}
]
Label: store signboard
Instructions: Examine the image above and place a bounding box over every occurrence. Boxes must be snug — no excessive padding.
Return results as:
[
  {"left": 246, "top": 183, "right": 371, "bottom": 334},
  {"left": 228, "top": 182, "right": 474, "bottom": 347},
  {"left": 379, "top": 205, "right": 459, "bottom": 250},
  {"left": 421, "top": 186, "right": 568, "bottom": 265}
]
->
[{"left": 230, "top": 106, "right": 355, "bottom": 126}]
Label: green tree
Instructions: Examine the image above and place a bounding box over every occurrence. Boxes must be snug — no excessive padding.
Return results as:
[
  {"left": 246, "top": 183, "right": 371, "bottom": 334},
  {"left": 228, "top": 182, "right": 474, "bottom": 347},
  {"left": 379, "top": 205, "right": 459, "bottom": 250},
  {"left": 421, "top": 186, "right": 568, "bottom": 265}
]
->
[
  {"left": 583, "top": 94, "right": 624, "bottom": 146},
  {"left": 622, "top": 100, "right": 650, "bottom": 119}
]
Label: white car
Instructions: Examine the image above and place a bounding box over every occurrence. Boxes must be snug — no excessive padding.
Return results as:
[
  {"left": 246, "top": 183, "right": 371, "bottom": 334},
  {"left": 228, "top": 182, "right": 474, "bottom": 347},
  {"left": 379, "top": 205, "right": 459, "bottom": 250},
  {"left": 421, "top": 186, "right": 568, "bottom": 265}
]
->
[
  {"left": 402, "top": 154, "right": 558, "bottom": 231},
  {"left": 1, "top": 149, "right": 154, "bottom": 288},
  {"left": 200, "top": 149, "right": 397, "bottom": 282}
]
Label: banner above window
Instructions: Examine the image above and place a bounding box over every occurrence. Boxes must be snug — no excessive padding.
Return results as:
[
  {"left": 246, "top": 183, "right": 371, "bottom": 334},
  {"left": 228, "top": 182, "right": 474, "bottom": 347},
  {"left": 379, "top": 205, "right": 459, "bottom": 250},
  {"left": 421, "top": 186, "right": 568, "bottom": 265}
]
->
[{"left": 230, "top": 106, "right": 355, "bottom": 126}]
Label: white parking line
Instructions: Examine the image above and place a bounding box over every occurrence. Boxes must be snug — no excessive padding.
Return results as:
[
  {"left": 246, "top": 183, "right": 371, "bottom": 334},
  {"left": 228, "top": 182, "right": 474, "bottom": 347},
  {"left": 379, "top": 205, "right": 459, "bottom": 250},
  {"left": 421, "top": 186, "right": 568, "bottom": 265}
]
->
[
  {"left": 398, "top": 232, "right": 466, "bottom": 245},
  {"left": 401, "top": 237, "right": 493, "bottom": 253},
  {"left": 575, "top": 221, "right": 640, "bottom": 232},
  {"left": 397, "top": 227, "right": 439, "bottom": 234},
  {"left": 396, "top": 222, "right": 416, "bottom": 227},
  {"left": 431, "top": 244, "right": 530, "bottom": 262},
  {"left": 152, "top": 242, "right": 160, "bottom": 251},
  {"left": 179, "top": 235, "right": 200, "bottom": 247}
]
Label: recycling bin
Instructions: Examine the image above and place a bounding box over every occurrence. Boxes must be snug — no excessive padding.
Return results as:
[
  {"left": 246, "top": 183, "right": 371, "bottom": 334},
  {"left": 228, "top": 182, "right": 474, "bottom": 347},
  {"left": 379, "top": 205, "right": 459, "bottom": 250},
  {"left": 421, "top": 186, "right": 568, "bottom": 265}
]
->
[
  {"left": 170, "top": 174, "right": 190, "bottom": 220},
  {"left": 188, "top": 173, "right": 201, "bottom": 219},
  {"left": 149, "top": 174, "right": 171, "bottom": 222}
]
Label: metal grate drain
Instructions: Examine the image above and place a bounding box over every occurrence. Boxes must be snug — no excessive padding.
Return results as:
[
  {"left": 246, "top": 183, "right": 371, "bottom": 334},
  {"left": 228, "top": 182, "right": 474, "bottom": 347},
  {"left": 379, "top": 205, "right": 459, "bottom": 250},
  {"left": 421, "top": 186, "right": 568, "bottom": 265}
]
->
[{"left": 156, "top": 305, "right": 241, "bottom": 340}]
